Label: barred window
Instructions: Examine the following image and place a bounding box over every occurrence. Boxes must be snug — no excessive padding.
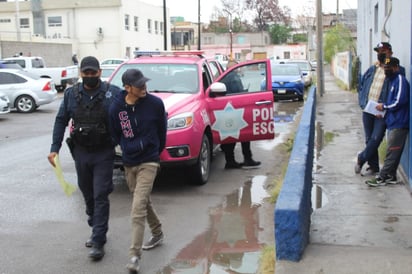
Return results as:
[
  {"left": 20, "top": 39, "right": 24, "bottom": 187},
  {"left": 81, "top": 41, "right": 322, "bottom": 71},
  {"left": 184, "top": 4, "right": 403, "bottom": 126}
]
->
[
  {"left": 20, "top": 18, "right": 29, "bottom": 28},
  {"left": 48, "top": 16, "right": 62, "bottom": 27},
  {"left": 125, "top": 14, "right": 130, "bottom": 31}
]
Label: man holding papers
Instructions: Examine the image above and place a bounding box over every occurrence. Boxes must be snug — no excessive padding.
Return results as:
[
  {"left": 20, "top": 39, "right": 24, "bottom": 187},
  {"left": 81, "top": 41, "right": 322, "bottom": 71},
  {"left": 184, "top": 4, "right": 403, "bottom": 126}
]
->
[
  {"left": 366, "top": 57, "right": 410, "bottom": 186},
  {"left": 356, "top": 42, "right": 402, "bottom": 176}
]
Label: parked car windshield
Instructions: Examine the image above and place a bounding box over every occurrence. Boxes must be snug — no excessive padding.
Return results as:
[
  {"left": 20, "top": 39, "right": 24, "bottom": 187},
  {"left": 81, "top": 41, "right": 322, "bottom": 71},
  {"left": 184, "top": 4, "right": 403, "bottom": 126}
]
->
[
  {"left": 271, "top": 64, "right": 301, "bottom": 76},
  {"left": 286, "top": 61, "right": 312, "bottom": 71},
  {"left": 110, "top": 63, "right": 199, "bottom": 94}
]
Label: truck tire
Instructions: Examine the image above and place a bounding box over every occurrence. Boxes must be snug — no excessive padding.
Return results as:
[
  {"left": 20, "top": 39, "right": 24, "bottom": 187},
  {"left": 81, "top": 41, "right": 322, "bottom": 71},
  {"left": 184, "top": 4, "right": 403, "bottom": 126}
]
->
[{"left": 190, "top": 134, "right": 211, "bottom": 185}]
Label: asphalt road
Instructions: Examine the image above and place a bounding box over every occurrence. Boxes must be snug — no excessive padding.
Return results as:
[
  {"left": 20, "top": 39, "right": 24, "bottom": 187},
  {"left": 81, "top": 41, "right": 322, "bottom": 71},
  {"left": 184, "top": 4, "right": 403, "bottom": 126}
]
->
[{"left": 0, "top": 94, "right": 302, "bottom": 274}]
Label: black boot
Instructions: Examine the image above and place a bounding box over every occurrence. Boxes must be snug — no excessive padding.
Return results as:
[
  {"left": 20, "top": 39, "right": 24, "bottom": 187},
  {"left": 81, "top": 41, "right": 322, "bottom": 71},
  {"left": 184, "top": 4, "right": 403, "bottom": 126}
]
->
[
  {"left": 221, "top": 143, "right": 242, "bottom": 169},
  {"left": 89, "top": 245, "right": 105, "bottom": 261},
  {"left": 242, "top": 158, "right": 261, "bottom": 169}
]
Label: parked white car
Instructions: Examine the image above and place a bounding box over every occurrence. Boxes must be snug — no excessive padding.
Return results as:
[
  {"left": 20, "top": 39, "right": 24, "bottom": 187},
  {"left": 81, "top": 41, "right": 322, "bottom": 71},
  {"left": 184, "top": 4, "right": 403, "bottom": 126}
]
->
[
  {"left": 100, "top": 64, "right": 119, "bottom": 82},
  {"left": 0, "top": 69, "right": 57, "bottom": 113},
  {"left": 3, "top": 56, "right": 79, "bottom": 92},
  {"left": 100, "top": 58, "right": 127, "bottom": 66},
  {"left": 0, "top": 91, "right": 10, "bottom": 115}
]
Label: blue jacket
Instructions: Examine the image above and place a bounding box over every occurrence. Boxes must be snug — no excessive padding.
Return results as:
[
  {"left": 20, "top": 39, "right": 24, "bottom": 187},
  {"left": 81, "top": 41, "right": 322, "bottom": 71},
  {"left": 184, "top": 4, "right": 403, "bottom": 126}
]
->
[
  {"left": 358, "top": 63, "right": 405, "bottom": 110},
  {"left": 109, "top": 90, "right": 167, "bottom": 166},
  {"left": 383, "top": 71, "right": 410, "bottom": 130},
  {"left": 50, "top": 81, "right": 121, "bottom": 153}
]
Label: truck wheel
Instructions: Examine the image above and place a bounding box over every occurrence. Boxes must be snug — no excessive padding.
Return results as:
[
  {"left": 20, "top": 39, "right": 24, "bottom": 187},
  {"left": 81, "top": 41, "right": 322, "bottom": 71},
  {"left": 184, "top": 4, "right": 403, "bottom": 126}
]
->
[
  {"left": 191, "top": 134, "right": 211, "bottom": 185},
  {"left": 15, "top": 95, "right": 36, "bottom": 113}
]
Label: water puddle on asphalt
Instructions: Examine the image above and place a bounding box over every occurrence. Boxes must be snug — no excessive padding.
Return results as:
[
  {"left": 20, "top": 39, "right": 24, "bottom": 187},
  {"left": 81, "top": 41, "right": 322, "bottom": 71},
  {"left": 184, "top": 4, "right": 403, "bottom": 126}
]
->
[
  {"left": 259, "top": 106, "right": 301, "bottom": 151},
  {"left": 157, "top": 175, "right": 269, "bottom": 274}
]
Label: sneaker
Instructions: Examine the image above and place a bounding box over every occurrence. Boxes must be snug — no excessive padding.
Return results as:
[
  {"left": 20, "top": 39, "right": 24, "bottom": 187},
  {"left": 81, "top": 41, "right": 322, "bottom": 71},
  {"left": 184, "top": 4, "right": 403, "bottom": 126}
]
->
[
  {"left": 126, "top": 256, "right": 140, "bottom": 272},
  {"left": 242, "top": 159, "right": 261, "bottom": 169},
  {"left": 224, "top": 161, "right": 243, "bottom": 169},
  {"left": 383, "top": 174, "right": 398, "bottom": 185},
  {"left": 361, "top": 167, "right": 378, "bottom": 177},
  {"left": 142, "top": 232, "right": 164, "bottom": 250},
  {"left": 365, "top": 176, "right": 386, "bottom": 187},
  {"left": 354, "top": 152, "right": 364, "bottom": 174}
]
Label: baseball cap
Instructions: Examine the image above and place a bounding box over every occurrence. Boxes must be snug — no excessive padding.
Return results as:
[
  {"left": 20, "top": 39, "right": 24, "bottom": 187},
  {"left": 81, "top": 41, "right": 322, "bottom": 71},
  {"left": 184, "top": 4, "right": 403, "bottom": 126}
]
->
[
  {"left": 80, "top": 56, "right": 100, "bottom": 72},
  {"left": 384, "top": 57, "right": 399, "bottom": 67},
  {"left": 374, "top": 42, "right": 392, "bottom": 52},
  {"left": 122, "top": 69, "right": 150, "bottom": 88}
]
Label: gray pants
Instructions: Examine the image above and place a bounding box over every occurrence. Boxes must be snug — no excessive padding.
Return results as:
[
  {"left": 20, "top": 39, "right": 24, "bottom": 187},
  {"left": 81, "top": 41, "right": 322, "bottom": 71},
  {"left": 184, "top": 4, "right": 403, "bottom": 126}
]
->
[
  {"left": 380, "top": 128, "right": 409, "bottom": 177},
  {"left": 124, "top": 162, "right": 162, "bottom": 258}
]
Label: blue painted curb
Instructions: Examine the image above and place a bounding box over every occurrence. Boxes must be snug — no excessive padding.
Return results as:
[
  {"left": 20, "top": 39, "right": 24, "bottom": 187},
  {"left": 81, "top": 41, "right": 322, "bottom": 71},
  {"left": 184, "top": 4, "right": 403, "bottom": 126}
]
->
[{"left": 274, "top": 86, "right": 317, "bottom": 261}]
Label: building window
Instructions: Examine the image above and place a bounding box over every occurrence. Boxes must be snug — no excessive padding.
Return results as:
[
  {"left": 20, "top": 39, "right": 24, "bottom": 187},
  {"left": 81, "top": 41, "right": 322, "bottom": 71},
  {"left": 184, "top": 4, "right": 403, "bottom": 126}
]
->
[
  {"left": 147, "top": 19, "right": 152, "bottom": 33},
  {"left": 0, "top": 18, "right": 11, "bottom": 23},
  {"left": 48, "top": 16, "right": 62, "bottom": 27},
  {"left": 125, "top": 14, "right": 130, "bottom": 31},
  {"left": 160, "top": 22, "right": 163, "bottom": 35},
  {"left": 20, "top": 18, "right": 29, "bottom": 28},
  {"left": 155, "top": 21, "right": 158, "bottom": 34},
  {"left": 134, "top": 16, "right": 138, "bottom": 31}
]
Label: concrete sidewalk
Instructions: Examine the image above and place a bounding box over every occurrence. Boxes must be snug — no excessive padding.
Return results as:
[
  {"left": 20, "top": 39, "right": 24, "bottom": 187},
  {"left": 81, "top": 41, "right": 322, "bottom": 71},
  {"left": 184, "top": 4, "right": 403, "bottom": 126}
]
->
[{"left": 276, "top": 71, "right": 412, "bottom": 274}]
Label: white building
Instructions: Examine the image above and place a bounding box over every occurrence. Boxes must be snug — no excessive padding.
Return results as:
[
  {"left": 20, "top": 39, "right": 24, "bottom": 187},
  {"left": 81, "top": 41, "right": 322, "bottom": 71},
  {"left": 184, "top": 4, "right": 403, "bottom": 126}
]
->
[
  {"left": 0, "top": 0, "right": 169, "bottom": 60},
  {"left": 356, "top": 0, "right": 412, "bottom": 189},
  {"left": 357, "top": 0, "right": 411, "bottom": 79}
]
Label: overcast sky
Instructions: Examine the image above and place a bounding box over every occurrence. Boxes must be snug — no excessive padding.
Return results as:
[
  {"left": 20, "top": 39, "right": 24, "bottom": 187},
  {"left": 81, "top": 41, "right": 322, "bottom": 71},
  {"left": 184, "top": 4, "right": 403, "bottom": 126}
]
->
[{"left": 144, "top": 0, "right": 358, "bottom": 23}]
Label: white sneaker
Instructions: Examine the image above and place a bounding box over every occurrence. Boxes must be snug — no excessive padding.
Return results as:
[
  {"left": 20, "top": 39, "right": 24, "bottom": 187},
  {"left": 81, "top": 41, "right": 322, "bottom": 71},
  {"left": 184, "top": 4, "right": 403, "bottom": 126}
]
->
[
  {"left": 361, "top": 167, "right": 378, "bottom": 177},
  {"left": 126, "top": 256, "right": 140, "bottom": 272}
]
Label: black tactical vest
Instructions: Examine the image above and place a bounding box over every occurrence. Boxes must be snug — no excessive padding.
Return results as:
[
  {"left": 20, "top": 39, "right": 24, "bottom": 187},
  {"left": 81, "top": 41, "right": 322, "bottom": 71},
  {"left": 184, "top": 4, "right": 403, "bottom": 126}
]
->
[{"left": 71, "top": 83, "right": 111, "bottom": 149}]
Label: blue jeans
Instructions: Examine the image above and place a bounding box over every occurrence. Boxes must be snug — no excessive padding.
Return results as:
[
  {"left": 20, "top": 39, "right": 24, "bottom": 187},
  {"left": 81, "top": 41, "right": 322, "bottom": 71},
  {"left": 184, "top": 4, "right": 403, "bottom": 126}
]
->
[{"left": 359, "top": 112, "right": 386, "bottom": 171}]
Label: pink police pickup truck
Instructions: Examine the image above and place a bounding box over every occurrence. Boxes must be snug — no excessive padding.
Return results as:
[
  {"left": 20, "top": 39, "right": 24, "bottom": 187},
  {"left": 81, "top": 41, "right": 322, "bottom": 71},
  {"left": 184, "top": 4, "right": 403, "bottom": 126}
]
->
[{"left": 109, "top": 51, "right": 274, "bottom": 185}]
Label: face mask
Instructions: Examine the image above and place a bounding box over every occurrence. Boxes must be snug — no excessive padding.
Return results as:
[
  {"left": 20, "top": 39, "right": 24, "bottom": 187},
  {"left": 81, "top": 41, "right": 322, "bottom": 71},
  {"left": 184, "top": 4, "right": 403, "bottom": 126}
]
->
[
  {"left": 83, "top": 76, "right": 99, "bottom": 88},
  {"left": 377, "top": 53, "right": 386, "bottom": 63}
]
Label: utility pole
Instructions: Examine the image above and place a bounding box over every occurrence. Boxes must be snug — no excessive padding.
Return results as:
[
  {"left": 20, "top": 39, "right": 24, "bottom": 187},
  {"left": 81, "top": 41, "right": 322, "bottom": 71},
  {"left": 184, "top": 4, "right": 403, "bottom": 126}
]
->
[
  {"left": 223, "top": 9, "right": 233, "bottom": 60},
  {"left": 163, "top": 0, "right": 167, "bottom": 50},
  {"left": 198, "top": 0, "right": 201, "bottom": 50},
  {"left": 336, "top": 0, "right": 339, "bottom": 23},
  {"left": 316, "top": 0, "right": 324, "bottom": 96},
  {"left": 15, "top": 0, "right": 21, "bottom": 41}
]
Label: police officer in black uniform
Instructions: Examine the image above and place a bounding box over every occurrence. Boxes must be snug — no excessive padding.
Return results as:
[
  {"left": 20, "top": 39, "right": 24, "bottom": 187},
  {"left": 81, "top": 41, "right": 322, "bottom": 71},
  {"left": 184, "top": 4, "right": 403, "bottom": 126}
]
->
[{"left": 47, "top": 56, "right": 121, "bottom": 261}]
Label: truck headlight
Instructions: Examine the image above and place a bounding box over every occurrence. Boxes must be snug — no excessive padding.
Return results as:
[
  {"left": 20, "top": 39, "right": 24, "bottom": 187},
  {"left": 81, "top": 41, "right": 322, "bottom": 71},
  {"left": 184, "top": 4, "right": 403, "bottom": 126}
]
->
[{"left": 168, "top": 112, "right": 194, "bottom": 130}]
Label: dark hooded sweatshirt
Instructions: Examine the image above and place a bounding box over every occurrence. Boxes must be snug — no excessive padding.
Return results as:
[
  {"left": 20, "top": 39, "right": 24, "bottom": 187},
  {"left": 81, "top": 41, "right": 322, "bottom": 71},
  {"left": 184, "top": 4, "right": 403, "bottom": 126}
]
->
[{"left": 109, "top": 90, "right": 167, "bottom": 166}]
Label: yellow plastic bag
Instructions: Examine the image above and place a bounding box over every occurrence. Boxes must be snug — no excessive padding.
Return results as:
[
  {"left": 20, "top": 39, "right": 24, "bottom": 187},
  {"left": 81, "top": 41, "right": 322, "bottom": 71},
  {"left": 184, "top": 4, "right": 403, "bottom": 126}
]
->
[{"left": 53, "top": 154, "right": 76, "bottom": 196}]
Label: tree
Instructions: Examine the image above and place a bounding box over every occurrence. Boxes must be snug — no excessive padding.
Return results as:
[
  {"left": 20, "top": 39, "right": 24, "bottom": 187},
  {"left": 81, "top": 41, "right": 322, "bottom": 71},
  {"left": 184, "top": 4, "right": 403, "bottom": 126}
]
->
[
  {"left": 293, "top": 33, "right": 307, "bottom": 43},
  {"left": 324, "top": 23, "right": 354, "bottom": 63},
  {"left": 268, "top": 24, "right": 292, "bottom": 44},
  {"left": 204, "top": 0, "right": 254, "bottom": 33},
  {"left": 244, "top": 0, "right": 290, "bottom": 31}
]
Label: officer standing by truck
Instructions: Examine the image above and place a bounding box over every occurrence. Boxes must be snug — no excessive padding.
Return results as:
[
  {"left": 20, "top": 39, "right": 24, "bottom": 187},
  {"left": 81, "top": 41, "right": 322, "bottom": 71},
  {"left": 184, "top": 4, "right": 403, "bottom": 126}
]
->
[{"left": 47, "top": 56, "right": 121, "bottom": 261}]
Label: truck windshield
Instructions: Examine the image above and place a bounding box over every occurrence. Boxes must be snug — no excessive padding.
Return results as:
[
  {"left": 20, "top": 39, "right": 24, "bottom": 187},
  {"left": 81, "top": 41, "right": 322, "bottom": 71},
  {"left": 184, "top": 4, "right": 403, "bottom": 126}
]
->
[{"left": 110, "top": 63, "right": 199, "bottom": 94}]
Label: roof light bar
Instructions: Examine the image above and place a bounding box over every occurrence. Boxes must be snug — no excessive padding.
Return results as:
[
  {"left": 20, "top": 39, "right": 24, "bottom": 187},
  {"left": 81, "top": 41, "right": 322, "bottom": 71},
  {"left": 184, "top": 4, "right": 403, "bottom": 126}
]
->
[{"left": 134, "top": 50, "right": 204, "bottom": 58}]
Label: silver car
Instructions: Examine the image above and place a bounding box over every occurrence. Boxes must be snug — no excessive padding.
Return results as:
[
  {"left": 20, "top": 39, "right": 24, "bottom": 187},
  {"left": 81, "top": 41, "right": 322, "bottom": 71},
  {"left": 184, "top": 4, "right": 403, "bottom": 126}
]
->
[
  {"left": 0, "top": 91, "right": 10, "bottom": 115},
  {"left": 272, "top": 59, "right": 314, "bottom": 87},
  {"left": 0, "top": 69, "right": 57, "bottom": 113}
]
